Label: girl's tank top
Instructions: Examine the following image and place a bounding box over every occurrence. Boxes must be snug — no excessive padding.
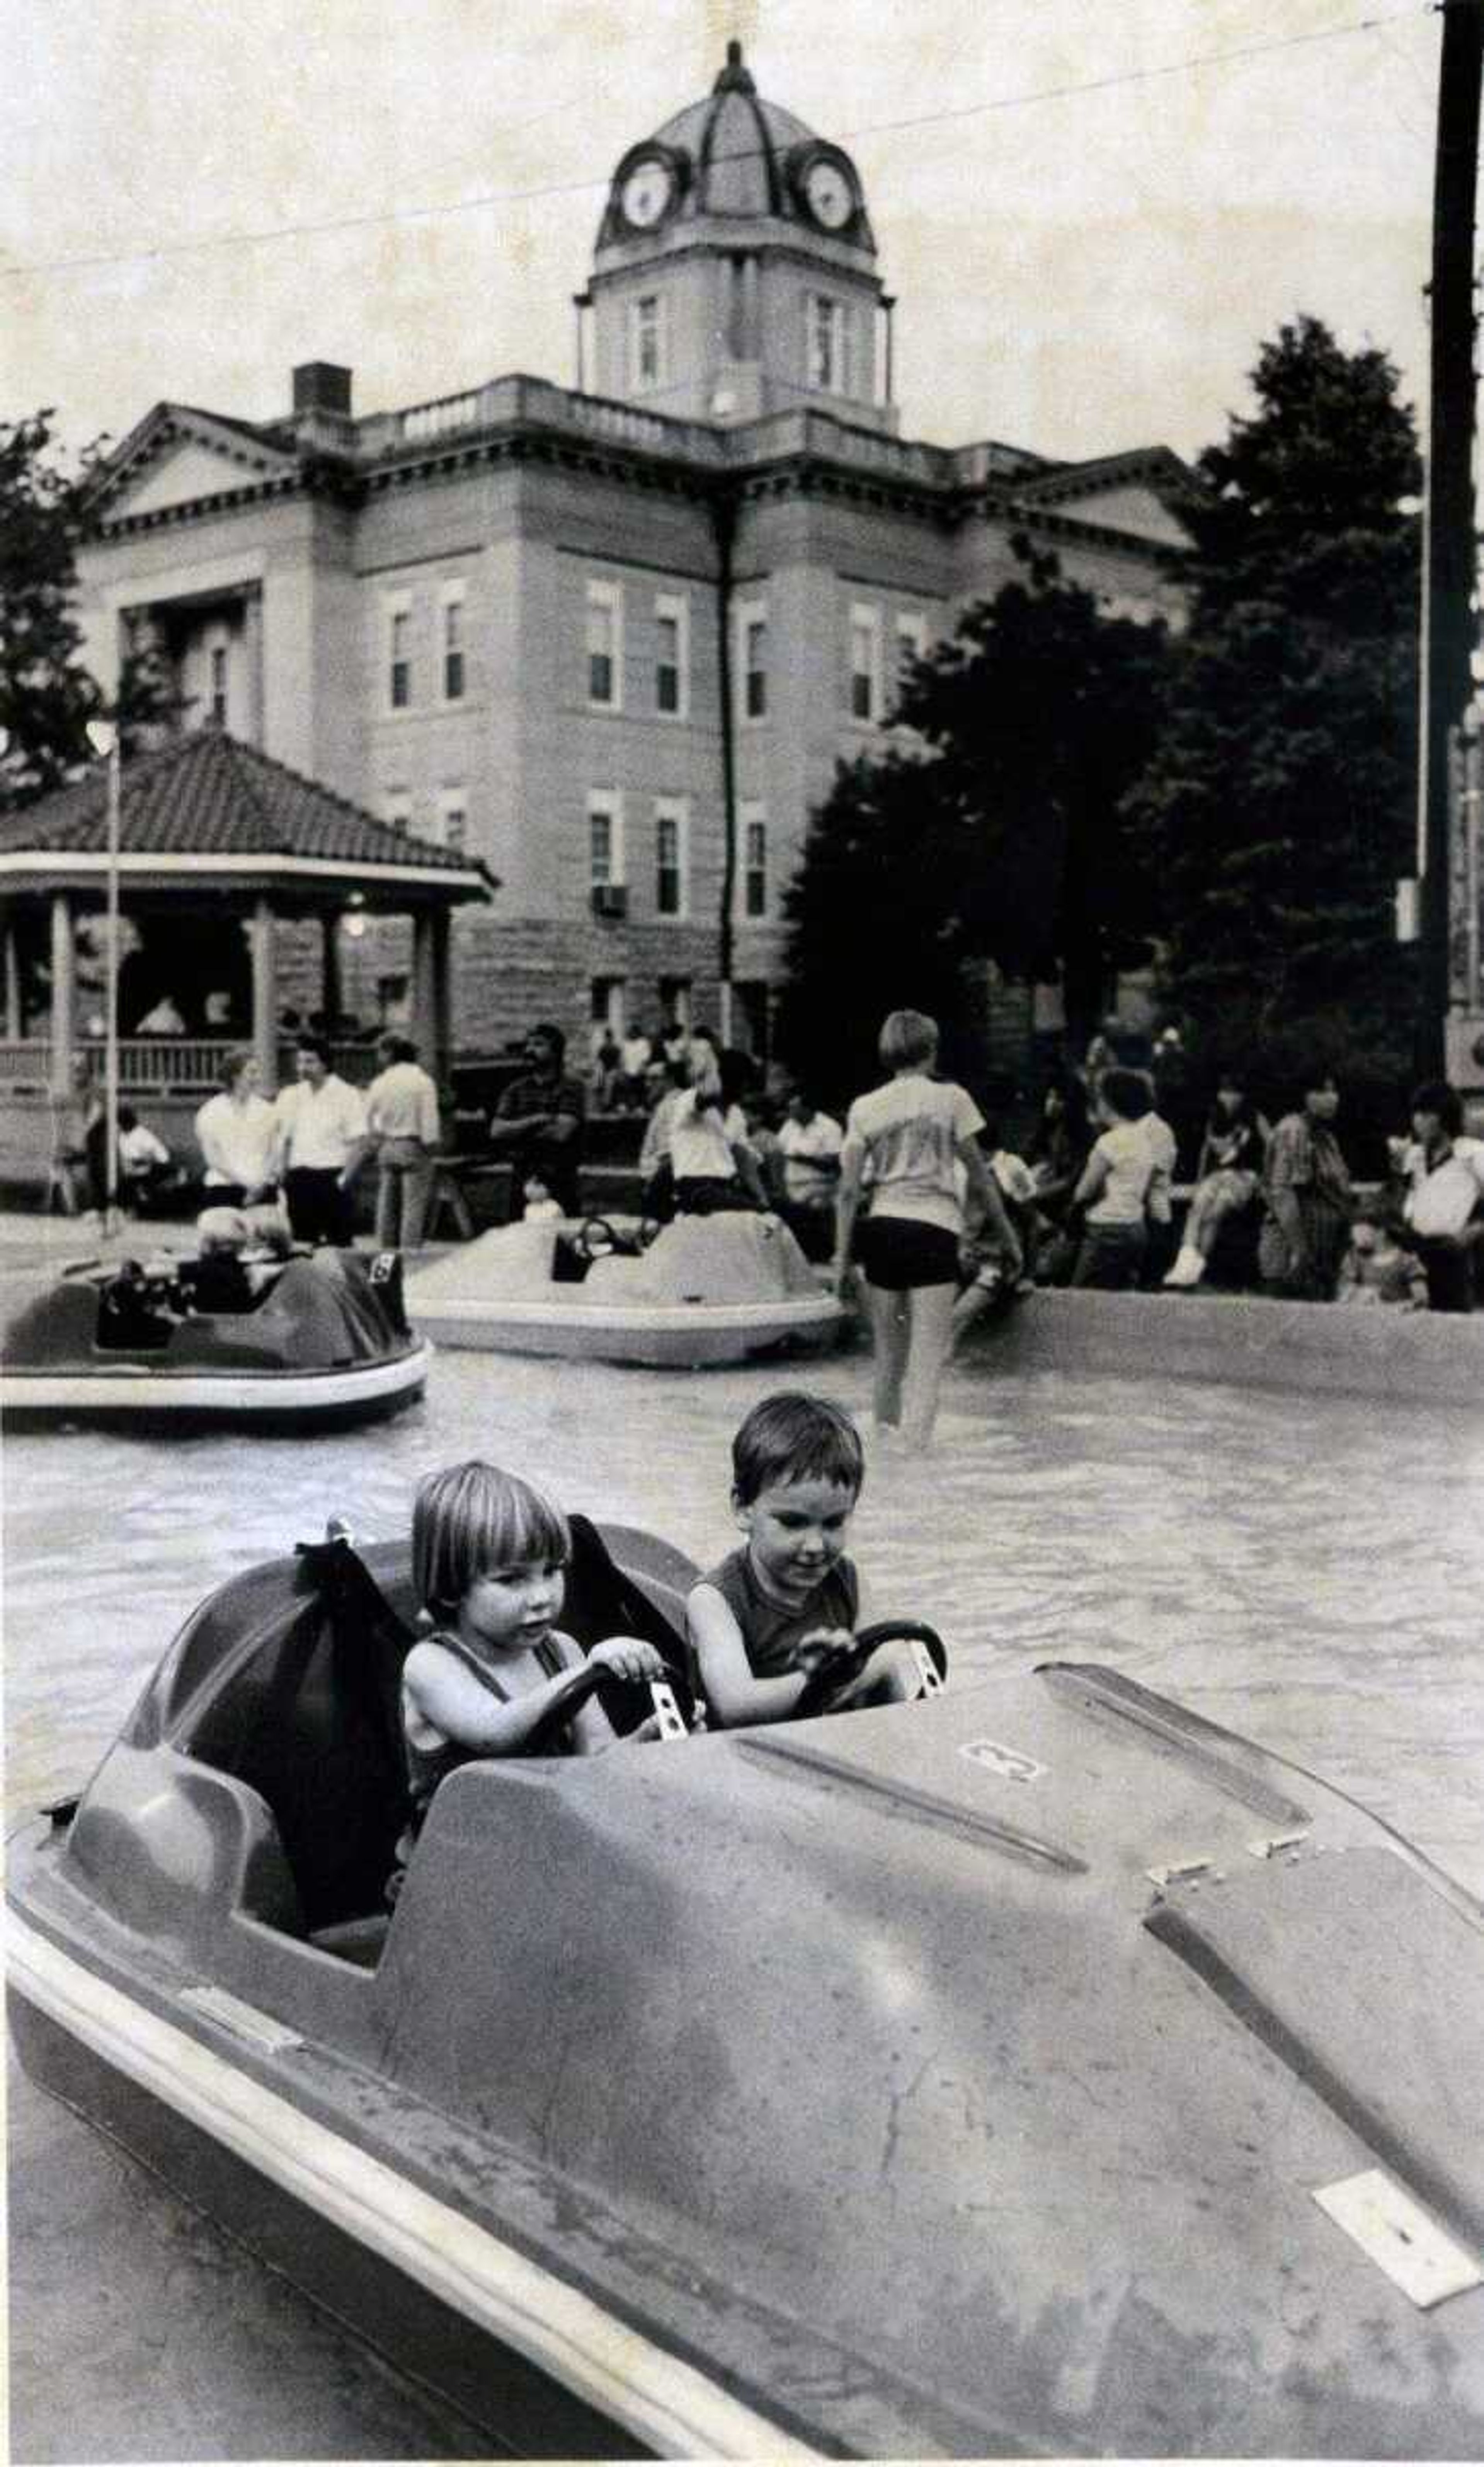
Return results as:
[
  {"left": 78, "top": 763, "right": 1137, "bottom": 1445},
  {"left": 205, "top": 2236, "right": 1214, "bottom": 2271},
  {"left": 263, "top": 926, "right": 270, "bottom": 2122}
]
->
[{"left": 403, "top": 1627, "right": 573, "bottom": 1831}]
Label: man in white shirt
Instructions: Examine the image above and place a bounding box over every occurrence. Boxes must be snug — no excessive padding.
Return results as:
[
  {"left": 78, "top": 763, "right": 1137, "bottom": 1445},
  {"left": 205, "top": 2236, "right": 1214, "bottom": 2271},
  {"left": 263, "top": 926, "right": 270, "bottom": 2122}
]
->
[
  {"left": 1402, "top": 1080, "right": 1484, "bottom": 1312},
  {"left": 365, "top": 1034, "right": 442, "bottom": 1250},
  {"left": 194, "top": 1051, "right": 278, "bottom": 1206},
  {"left": 272, "top": 1036, "right": 370, "bottom": 1245},
  {"left": 777, "top": 1093, "right": 843, "bottom": 1261}
]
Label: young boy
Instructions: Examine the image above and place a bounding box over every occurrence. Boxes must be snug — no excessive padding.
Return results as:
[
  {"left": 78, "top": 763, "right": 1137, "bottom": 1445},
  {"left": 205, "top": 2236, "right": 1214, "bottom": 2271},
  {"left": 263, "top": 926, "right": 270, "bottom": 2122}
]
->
[{"left": 687, "top": 1392, "right": 926, "bottom": 1727}]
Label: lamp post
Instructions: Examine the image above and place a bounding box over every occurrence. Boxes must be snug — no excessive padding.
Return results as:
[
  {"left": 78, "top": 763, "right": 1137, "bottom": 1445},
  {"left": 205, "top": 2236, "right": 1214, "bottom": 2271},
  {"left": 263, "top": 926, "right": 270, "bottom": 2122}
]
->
[{"left": 84, "top": 716, "right": 121, "bottom": 1231}]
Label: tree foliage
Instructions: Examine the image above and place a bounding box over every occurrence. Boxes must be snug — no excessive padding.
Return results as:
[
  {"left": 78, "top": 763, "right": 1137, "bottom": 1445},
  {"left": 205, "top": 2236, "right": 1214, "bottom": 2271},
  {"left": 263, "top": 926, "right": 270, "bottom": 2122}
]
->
[
  {"left": 0, "top": 410, "right": 175, "bottom": 814},
  {"left": 1124, "top": 317, "right": 1421, "bottom": 1081},
  {"left": 776, "top": 541, "right": 1169, "bottom": 1102}
]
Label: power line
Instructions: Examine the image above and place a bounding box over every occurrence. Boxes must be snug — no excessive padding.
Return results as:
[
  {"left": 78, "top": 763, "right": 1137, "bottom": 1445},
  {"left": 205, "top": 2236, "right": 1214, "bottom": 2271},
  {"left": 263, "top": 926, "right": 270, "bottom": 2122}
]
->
[{"left": 1, "top": 3, "right": 1434, "bottom": 284}]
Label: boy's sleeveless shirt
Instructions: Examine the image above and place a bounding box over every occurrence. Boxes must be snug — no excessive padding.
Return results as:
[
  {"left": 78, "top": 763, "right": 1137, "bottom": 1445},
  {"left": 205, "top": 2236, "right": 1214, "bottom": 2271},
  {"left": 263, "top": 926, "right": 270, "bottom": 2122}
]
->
[{"left": 701, "top": 1548, "right": 859, "bottom": 1679}]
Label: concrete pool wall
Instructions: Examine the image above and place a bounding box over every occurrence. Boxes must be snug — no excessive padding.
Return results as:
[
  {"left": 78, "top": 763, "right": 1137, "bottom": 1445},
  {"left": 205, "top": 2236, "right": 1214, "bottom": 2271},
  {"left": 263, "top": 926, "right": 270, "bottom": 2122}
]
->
[{"left": 973, "top": 1288, "right": 1484, "bottom": 1405}]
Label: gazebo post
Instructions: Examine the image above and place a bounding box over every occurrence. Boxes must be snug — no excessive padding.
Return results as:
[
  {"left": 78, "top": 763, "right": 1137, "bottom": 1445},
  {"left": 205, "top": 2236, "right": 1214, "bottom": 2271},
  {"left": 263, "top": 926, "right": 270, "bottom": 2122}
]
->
[
  {"left": 411, "top": 909, "right": 441, "bottom": 1070},
  {"left": 3, "top": 913, "right": 21, "bottom": 1039},
  {"left": 49, "top": 893, "right": 75, "bottom": 1095},
  {"left": 249, "top": 896, "right": 277, "bottom": 1090},
  {"left": 321, "top": 914, "right": 342, "bottom": 1032}
]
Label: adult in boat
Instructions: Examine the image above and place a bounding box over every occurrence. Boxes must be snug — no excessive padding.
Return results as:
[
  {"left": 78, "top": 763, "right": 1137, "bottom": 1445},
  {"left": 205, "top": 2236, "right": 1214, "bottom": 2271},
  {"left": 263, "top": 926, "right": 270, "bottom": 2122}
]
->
[
  {"left": 1400, "top": 1080, "right": 1484, "bottom": 1313},
  {"left": 1258, "top": 1072, "right": 1352, "bottom": 1301},
  {"left": 832, "top": 1009, "right": 1019, "bottom": 1452},
  {"left": 485, "top": 1023, "right": 586, "bottom": 1220},
  {"left": 194, "top": 1049, "right": 279, "bottom": 1210}
]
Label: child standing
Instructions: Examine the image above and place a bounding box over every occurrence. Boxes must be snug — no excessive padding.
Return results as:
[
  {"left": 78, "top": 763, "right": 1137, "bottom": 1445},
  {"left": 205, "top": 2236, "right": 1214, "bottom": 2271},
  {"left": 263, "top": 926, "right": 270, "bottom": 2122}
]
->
[
  {"left": 687, "top": 1393, "right": 925, "bottom": 1728},
  {"left": 399, "top": 1462, "right": 667, "bottom": 1850}
]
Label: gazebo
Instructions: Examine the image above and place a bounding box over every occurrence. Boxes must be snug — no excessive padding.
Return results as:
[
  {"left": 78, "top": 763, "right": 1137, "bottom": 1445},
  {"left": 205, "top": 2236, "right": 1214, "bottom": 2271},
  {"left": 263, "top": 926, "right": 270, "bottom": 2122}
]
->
[{"left": 0, "top": 730, "right": 495, "bottom": 1185}]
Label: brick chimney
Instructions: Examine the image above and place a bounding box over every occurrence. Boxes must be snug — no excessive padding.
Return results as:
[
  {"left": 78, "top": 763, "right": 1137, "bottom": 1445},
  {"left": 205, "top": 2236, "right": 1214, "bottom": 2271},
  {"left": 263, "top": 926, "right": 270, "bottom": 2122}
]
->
[{"left": 292, "top": 362, "right": 353, "bottom": 417}]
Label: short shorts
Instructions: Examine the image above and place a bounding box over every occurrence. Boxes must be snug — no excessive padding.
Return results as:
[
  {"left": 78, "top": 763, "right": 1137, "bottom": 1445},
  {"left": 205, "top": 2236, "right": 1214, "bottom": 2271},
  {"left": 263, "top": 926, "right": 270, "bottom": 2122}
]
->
[{"left": 856, "top": 1215, "right": 960, "bottom": 1290}]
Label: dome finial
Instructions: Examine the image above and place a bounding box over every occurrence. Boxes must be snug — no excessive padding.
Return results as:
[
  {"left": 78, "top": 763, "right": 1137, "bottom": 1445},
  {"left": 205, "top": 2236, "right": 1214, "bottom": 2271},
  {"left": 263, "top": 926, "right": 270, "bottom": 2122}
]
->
[{"left": 713, "top": 36, "right": 756, "bottom": 94}]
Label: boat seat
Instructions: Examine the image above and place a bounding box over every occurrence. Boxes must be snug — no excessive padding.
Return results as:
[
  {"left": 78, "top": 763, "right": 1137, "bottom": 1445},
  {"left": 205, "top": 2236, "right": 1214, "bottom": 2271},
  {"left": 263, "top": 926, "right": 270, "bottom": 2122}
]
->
[{"left": 308, "top": 1912, "right": 390, "bottom": 1969}]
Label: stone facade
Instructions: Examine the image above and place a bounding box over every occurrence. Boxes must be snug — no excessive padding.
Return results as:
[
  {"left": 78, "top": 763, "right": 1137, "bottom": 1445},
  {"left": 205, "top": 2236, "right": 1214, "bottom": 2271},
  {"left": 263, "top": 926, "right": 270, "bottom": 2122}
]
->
[{"left": 76, "top": 47, "right": 1191, "bottom": 1070}]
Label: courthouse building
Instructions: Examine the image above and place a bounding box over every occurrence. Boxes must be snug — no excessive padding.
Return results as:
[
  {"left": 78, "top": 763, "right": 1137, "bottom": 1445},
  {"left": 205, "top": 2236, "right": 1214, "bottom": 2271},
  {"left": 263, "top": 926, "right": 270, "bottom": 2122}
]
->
[{"left": 75, "top": 40, "right": 1193, "bottom": 1065}]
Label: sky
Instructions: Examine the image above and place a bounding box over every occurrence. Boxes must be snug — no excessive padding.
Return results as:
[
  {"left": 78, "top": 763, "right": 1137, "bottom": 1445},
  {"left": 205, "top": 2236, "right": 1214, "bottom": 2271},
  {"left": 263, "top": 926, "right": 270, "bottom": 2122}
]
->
[{"left": 0, "top": 0, "right": 1450, "bottom": 475}]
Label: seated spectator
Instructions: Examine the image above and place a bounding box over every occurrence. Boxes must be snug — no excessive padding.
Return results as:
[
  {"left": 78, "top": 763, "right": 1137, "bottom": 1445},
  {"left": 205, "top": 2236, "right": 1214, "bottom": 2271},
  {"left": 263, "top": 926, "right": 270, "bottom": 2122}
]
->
[
  {"left": 1164, "top": 1077, "right": 1270, "bottom": 1288},
  {"left": 176, "top": 1207, "right": 256, "bottom": 1314},
  {"left": 115, "top": 1106, "right": 174, "bottom": 1213},
  {"left": 616, "top": 1024, "right": 654, "bottom": 1108},
  {"left": 1400, "top": 1080, "right": 1484, "bottom": 1312},
  {"left": 487, "top": 1024, "right": 585, "bottom": 1219},
  {"left": 777, "top": 1092, "right": 844, "bottom": 1261},
  {"left": 591, "top": 1027, "right": 622, "bottom": 1110},
  {"left": 1336, "top": 1206, "right": 1428, "bottom": 1308}
]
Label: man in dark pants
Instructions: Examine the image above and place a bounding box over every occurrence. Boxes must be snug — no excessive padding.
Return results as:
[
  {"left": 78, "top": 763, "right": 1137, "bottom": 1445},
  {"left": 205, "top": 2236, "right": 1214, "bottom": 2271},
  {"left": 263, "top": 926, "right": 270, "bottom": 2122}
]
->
[
  {"left": 272, "top": 1036, "right": 371, "bottom": 1245},
  {"left": 486, "top": 1024, "right": 587, "bottom": 1220}
]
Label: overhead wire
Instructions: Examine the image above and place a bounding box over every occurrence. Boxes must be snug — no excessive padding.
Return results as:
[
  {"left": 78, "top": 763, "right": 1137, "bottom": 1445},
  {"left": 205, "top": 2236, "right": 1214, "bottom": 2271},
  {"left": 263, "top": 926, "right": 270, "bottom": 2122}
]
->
[{"left": 0, "top": 2, "right": 1435, "bottom": 284}]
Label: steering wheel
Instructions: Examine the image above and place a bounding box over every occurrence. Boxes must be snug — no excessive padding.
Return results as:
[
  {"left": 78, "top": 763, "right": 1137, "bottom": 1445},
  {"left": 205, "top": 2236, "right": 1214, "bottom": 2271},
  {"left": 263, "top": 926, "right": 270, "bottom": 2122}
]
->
[
  {"left": 792, "top": 1619, "right": 948, "bottom": 1719},
  {"left": 574, "top": 1215, "right": 619, "bottom": 1263}
]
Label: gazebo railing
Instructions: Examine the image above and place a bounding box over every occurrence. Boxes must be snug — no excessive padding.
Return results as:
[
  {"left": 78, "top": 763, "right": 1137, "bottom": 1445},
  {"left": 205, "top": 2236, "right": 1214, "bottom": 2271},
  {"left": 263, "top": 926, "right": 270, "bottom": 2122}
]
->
[{"left": 0, "top": 1037, "right": 383, "bottom": 1092}]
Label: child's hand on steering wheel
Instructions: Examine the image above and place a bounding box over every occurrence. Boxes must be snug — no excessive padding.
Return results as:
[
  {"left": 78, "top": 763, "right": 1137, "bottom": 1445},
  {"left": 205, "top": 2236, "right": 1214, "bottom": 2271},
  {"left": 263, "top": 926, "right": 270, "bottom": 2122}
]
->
[
  {"left": 591, "top": 1635, "right": 668, "bottom": 1686},
  {"left": 792, "top": 1626, "right": 856, "bottom": 1680}
]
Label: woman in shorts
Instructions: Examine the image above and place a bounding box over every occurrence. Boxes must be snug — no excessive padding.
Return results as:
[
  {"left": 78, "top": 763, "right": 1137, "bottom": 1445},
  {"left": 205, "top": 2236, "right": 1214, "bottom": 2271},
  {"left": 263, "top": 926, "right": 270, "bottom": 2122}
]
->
[{"left": 832, "top": 1010, "right": 1016, "bottom": 1452}]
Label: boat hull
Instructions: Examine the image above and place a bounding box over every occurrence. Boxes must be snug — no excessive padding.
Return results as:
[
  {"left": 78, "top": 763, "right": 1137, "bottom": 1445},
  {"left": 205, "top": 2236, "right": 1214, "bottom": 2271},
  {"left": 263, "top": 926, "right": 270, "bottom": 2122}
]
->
[
  {"left": 0, "top": 1339, "right": 432, "bottom": 1429},
  {"left": 409, "top": 1295, "right": 840, "bottom": 1366}
]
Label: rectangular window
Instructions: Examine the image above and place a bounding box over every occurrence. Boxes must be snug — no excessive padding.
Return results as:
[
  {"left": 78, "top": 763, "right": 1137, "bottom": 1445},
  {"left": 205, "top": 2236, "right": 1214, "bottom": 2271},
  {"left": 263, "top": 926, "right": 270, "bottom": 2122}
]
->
[
  {"left": 738, "top": 599, "right": 768, "bottom": 722},
  {"left": 654, "top": 590, "right": 688, "bottom": 718},
  {"left": 587, "top": 789, "right": 624, "bottom": 885},
  {"left": 654, "top": 797, "right": 688, "bottom": 918},
  {"left": 808, "top": 295, "right": 846, "bottom": 394},
  {"left": 659, "top": 975, "right": 691, "bottom": 1028},
  {"left": 741, "top": 803, "right": 768, "bottom": 919},
  {"left": 437, "top": 789, "right": 468, "bottom": 852},
  {"left": 586, "top": 580, "right": 622, "bottom": 710},
  {"left": 849, "top": 601, "right": 882, "bottom": 722},
  {"left": 631, "top": 294, "right": 665, "bottom": 392},
  {"left": 591, "top": 975, "right": 626, "bottom": 1034},
  {"left": 387, "top": 603, "right": 412, "bottom": 711},
  {"left": 441, "top": 588, "right": 466, "bottom": 702},
  {"left": 209, "top": 644, "right": 228, "bottom": 726}
]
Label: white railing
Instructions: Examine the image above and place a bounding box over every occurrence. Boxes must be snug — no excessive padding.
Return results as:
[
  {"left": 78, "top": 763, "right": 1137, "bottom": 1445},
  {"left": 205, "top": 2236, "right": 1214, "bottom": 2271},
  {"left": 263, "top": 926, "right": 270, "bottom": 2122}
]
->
[{"left": 0, "top": 1038, "right": 383, "bottom": 1091}]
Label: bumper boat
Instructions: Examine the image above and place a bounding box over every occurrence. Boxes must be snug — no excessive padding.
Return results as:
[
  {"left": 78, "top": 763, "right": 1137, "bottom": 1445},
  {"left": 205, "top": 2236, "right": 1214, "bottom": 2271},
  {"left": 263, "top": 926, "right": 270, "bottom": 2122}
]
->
[
  {"left": 8, "top": 1519, "right": 1484, "bottom": 2459},
  {"left": 0, "top": 1247, "right": 430, "bottom": 1429},
  {"left": 406, "top": 1209, "right": 843, "bottom": 1366}
]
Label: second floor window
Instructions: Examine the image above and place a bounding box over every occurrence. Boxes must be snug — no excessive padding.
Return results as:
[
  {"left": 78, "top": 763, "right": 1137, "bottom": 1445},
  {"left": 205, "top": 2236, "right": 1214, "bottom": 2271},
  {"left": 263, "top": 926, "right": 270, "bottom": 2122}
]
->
[
  {"left": 744, "top": 813, "right": 768, "bottom": 918},
  {"left": 743, "top": 614, "right": 767, "bottom": 719},
  {"left": 389, "top": 609, "right": 411, "bottom": 709},
  {"left": 209, "top": 645, "right": 227, "bottom": 725},
  {"left": 589, "top": 805, "right": 616, "bottom": 884},
  {"left": 850, "top": 605, "right": 881, "bottom": 721},
  {"left": 808, "top": 295, "right": 846, "bottom": 394},
  {"left": 656, "top": 806, "right": 685, "bottom": 916},
  {"left": 632, "top": 294, "right": 664, "bottom": 390},
  {"left": 442, "top": 598, "right": 465, "bottom": 702},
  {"left": 656, "top": 611, "right": 681, "bottom": 714},
  {"left": 587, "top": 583, "right": 621, "bottom": 708}
]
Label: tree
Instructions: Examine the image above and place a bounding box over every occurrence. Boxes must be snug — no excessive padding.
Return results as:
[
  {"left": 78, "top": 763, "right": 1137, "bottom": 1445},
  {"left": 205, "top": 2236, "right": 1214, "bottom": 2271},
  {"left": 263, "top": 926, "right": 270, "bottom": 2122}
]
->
[
  {"left": 776, "top": 540, "right": 1169, "bottom": 1101},
  {"left": 1123, "top": 318, "right": 1422, "bottom": 1098},
  {"left": 1, "top": 409, "right": 176, "bottom": 814}
]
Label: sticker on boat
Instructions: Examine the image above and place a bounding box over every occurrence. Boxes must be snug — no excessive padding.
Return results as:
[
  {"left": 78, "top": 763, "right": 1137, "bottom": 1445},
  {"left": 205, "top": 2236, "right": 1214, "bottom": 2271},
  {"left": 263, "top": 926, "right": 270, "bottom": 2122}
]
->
[{"left": 959, "top": 1738, "right": 1045, "bottom": 1782}]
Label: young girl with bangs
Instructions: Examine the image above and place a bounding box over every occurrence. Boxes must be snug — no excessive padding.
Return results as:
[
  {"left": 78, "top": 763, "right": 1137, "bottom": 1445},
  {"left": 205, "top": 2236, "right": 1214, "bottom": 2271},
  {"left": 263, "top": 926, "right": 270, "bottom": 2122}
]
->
[{"left": 399, "top": 1461, "right": 667, "bottom": 1846}]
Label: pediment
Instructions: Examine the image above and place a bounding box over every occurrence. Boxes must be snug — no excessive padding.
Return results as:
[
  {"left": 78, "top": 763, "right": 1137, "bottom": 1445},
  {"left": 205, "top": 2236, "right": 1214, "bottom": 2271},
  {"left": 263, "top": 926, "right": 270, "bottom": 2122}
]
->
[
  {"left": 92, "top": 407, "right": 298, "bottom": 520},
  {"left": 1055, "top": 481, "right": 1191, "bottom": 548}
]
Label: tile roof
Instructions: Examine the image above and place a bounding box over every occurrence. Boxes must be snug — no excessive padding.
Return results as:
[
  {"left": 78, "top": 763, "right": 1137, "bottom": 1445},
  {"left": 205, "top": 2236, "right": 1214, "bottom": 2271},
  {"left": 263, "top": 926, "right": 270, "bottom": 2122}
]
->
[{"left": 0, "top": 729, "right": 492, "bottom": 882}]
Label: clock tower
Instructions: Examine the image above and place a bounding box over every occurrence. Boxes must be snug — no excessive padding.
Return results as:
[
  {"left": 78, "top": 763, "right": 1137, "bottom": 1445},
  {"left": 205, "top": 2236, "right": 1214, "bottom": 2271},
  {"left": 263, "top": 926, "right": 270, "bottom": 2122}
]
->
[{"left": 587, "top": 41, "right": 897, "bottom": 434}]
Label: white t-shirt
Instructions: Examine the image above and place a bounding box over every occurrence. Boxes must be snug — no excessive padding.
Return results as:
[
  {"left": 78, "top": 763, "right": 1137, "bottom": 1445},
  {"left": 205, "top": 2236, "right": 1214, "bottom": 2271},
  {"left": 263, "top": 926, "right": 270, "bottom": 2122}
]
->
[
  {"left": 1084, "top": 1119, "right": 1156, "bottom": 1225},
  {"left": 841, "top": 1075, "right": 985, "bottom": 1234},
  {"left": 669, "top": 1089, "right": 749, "bottom": 1183},
  {"left": 194, "top": 1090, "right": 277, "bottom": 1190},
  {"left": 1404, "top": 1136, "right": 1484, "bottom": 1239},
  {"left": 778, "top": 1111, "right": 843, "bottom": 1205},
  {"left": 274, "top": 1075, "right": 368, "bottom": 1173},
  {"left": 990, "top": 1148, "right": 1038, "bottom": 1206},
  {"left": 119, "top": 1122, "right": 170, "bottom": 1172},
  {"left": 366, "top": 1060, "right": 440, "bottom": 1146},
  {"left": 1137, "top": 1111, "right": 1177, "bottom": 1226},
  {"left": 620, "top": 1033, "right": 652, "bottom": 1077}
]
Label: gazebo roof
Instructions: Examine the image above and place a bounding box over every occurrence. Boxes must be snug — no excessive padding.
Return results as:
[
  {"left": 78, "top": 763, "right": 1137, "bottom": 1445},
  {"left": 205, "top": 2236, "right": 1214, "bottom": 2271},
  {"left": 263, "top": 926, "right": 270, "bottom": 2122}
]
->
[{"left": 0, "top": 729, "right": 496, "bottom": 910}]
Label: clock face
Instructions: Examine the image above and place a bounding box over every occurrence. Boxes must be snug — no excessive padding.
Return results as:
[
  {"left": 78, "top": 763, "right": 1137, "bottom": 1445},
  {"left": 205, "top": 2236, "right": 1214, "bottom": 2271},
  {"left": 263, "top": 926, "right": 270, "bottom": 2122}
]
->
[
  {"left": 621, "top": 158, "right": 672, "bottom": 231},
  {"left": 805, "top": 162, "right": 853, "bottom": 231}
]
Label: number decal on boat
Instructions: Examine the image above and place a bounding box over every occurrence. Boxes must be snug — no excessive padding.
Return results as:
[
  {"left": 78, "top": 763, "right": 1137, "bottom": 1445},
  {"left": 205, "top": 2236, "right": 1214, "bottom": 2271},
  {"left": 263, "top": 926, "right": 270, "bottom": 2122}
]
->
[{"left": 958, "top": 1738, "right": 1045, "bottom": 1783}]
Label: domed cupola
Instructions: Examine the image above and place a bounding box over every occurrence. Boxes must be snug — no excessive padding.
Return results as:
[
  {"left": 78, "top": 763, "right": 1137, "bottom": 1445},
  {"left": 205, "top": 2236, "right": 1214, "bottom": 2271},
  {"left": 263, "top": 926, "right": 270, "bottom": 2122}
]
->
[{"left": 585, "top": 41, "right": 896, "bottom": 434}]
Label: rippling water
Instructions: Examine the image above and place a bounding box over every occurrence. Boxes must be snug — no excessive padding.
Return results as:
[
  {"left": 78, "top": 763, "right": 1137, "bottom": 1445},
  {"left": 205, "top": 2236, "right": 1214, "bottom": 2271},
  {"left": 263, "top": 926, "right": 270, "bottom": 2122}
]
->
[{"left": 5, "top": 1341, "right": 1484, "bottom": 1895}]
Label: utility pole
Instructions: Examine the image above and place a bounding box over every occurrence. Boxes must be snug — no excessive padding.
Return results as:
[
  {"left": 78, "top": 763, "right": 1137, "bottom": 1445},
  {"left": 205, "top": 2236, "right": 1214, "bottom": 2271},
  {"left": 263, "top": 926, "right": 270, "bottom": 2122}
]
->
[{"left": 1417, "top": 0, "right": 1483, "bottom": 1078}]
